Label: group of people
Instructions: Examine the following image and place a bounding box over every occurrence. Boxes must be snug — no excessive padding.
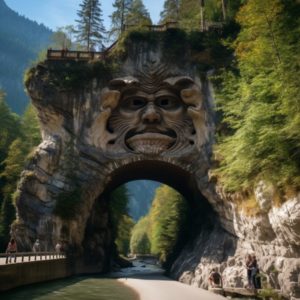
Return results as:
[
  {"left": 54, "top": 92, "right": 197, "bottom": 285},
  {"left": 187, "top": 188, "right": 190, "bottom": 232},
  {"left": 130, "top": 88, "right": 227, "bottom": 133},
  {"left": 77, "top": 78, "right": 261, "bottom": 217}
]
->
[
  {"left": 208, "top": 254, "right": 261, "bottom": 290},
  {"left": 246, "top": 254, "right": 261, "bottom": 289},
  {"left": 5, "top": 237, "right": 63, "bottom": 263}
]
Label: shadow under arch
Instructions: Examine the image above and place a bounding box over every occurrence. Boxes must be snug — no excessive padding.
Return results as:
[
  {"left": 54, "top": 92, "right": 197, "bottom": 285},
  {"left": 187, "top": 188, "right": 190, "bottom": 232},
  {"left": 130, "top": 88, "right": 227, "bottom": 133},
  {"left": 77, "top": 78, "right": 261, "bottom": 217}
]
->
[
  {"left": 102, "top": 159, "right": 217, "bottom": 233},
  {"left": 103, "top": 159, "right": 203, "bottom": 204},
  {"left": 81, "top": 159, "right": 220, "bottom": 273}
]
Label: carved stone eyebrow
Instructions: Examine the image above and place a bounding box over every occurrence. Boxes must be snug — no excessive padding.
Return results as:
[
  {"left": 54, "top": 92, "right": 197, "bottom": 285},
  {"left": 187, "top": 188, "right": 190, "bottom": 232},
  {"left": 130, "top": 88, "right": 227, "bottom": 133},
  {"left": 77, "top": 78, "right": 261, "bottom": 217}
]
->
[
  {"left": 108, "top": 76, "right": 140, "bottom": 90},
  {"left": 163, "top": 76, "right": 195, "bottom": 88}
]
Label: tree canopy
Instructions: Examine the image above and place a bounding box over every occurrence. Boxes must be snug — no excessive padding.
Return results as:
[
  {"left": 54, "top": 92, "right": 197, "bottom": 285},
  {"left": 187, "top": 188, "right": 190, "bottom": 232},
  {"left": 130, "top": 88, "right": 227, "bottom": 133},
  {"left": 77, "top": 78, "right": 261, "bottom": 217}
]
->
[
  {"left": 75, "top": 0, "right": 106, "bottom": 50},
  {"left": 213, "top": 0, "right": 300, "bottom": 192},
  {"left": 130, "top": 185, "right": 188, "bottom": 264},
  {"left": 126, "top": 0, "right": 152, "bottom": 27},
  {"left": 109, "top": 0, "right": 133, "bottom": 39},
  {"left": 160, "top": 0, "right": 179, "bottom": 24}
]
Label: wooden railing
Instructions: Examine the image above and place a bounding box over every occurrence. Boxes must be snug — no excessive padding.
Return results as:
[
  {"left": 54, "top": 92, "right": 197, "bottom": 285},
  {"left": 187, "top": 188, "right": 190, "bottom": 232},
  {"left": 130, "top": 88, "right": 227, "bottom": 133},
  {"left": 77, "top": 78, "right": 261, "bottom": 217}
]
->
[
  {"left": 46, "top": 21, "right": 224, "bottom": 61},
  {"left": 47, "top": 49, "right": 106, "bottom": 61},
  {"left": 124, "top": 21, "right": 178, "bottom": 32},
  {"left": 0, "top": 251, "right": 65, "bottom": 264}
]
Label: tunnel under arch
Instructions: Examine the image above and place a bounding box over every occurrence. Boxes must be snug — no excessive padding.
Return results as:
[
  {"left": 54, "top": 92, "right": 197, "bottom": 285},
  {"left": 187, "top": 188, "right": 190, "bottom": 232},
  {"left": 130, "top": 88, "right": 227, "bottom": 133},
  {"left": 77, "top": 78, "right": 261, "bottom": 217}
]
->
[
  {"left": 13, "top": 34, "right": 236, "bottom": 277},
  {"left": 80, "top": 159, "right": 221, "bottom": 273}
]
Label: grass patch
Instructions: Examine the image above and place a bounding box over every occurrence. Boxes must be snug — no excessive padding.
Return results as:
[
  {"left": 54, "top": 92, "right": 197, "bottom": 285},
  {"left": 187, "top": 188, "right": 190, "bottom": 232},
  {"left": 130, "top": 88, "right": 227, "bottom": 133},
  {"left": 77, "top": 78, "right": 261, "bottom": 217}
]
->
[
  {"left": 236, "top": 193, "right": 261, "bottom": 216},
  {"left": 258, "top": 288, "right": 283, "bottom": 300}
]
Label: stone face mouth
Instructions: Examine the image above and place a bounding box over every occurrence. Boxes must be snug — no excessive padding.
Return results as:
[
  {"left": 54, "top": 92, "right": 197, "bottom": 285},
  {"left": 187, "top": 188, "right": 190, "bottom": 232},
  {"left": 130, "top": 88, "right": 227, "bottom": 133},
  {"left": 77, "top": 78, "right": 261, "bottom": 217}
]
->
[{"left": 125, "top": 130, "right": 176, "bottom": 153}]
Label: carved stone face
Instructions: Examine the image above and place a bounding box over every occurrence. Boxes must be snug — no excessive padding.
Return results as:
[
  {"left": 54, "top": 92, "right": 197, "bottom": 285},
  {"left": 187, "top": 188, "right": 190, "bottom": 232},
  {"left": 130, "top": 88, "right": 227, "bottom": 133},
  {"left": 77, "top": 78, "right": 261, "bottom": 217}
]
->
[{"left": 106, "top": 77, "right": 200, "bottom": 155}]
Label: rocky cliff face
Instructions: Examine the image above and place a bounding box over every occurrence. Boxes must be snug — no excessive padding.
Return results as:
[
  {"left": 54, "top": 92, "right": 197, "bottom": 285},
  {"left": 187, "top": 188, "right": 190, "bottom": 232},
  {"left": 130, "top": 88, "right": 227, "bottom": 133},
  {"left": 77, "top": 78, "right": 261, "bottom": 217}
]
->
[
  {"left": 171, "top": 182, "right": 300, "bottom": 298},
  {"left": 11, "top": 31, "right": 300, "bottom": 297}
]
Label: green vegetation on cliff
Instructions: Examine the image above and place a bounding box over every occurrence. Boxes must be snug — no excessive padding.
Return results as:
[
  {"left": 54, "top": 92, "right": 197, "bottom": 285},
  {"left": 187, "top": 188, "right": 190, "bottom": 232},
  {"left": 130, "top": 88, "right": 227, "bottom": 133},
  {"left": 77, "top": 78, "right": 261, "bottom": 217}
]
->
[
  {"left": 130, "top": 185, "right": 188, "bottom": 265},
  {"left": 0, "top": 93, "right": 41, "bottom": 249},
  {"left": 213, "top": 0, "right": 300, "bottom": 193},
  {"left": 110, "top": 186, "right": 135, "bottom": 255}
]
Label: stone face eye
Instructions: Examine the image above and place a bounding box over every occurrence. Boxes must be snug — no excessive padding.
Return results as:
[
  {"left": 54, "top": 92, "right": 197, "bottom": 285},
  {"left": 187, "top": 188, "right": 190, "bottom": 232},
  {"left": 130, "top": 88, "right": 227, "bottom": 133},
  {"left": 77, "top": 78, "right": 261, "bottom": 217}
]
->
[
  {"left": 155, "top": 97, "right": 180, "bottom": 110},
  {"left": 122, "top": 97, "right": 147, "bottom": 110}
]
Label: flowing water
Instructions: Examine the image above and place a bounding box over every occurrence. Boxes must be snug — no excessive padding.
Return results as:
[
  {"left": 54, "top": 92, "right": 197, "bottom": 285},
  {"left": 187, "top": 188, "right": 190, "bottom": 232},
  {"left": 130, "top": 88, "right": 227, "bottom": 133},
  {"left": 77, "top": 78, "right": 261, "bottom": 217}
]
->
[
  {"left": 1, "top": 276, "right": 138, "bottom": 300},
  {"left": 1, "top": 259, "right": 257, "bottom": 300}
]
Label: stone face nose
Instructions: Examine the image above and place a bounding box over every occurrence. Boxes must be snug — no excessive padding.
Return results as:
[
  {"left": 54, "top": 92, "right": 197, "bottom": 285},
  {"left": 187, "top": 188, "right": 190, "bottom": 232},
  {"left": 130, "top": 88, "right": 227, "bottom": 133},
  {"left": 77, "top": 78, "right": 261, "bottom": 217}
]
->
[{"left": 142, "top": 103, "right": 161, "bottom": 123}]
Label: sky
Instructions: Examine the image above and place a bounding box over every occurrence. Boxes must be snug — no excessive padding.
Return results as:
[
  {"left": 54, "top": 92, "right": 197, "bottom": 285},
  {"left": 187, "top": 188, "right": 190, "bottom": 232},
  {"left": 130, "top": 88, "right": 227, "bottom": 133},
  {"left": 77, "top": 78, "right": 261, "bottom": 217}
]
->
[{"left": 5, "top": 0, "right": 165, "bottom": 31}]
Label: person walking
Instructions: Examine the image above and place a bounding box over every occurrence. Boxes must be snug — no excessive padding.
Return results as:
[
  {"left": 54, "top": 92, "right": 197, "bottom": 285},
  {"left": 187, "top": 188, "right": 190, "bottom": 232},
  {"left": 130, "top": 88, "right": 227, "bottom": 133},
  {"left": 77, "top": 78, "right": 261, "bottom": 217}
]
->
[
  {"left": 246, "top": 254, "right": 253, "bottom": 288},
  {"left": 55, "top": 242, "right": 61, "bottom": 254},
  {"left": 6, "top": 238, "right": 17, "bottom": 263},
  {"left": 32, "top": 239, "right": 41, "bottom": 253},
  {"left": 208, "top": 268, "right": 223, "bottom": 288},
  {"left": 249, "top": 255, "right": 261, "bottom": 289}
]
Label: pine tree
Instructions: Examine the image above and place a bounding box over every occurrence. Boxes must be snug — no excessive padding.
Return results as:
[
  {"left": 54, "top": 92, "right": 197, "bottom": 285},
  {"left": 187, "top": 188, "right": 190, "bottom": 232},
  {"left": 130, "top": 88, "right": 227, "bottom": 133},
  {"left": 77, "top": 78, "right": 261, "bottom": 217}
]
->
[
  {"left": 148, "top": 185, "right": 187, "bottom": 263},
  {"left": 109, "top": 186, "right": 135, "bottom": 255},
  {"left": 0, "top": 103, "right": 41, "bottom": 248},
  {"left": 130, "top": 216, "right": 151, "bottom": 254},
  {"left": 214, "top": 0, "right": 300, "bottom": 191},
  {"left": 126, "top": 0, "right": 152, "bottom": 27},
  {"left": 160, "top": 0, "right": 179, "bottom": 24},
  {"left": 75, "top": 0, "right": 106, "bottom": 51},
  {"left": 109, "top": 0, "right": 132, "bottom": 39},
  {"left": 51, "top": 26, "right": 78, "bottom": 50},
  {"left": 0, "top": 92, "right": 21, "bottom": 164}
]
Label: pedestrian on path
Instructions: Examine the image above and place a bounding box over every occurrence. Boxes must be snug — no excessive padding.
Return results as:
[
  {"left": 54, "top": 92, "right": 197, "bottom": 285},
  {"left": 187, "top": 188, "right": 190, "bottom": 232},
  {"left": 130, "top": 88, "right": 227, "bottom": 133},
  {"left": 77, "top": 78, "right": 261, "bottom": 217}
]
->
[
  {"left": 55, "top": 242, "right": 61, "bottom": 254},
  {"left": 6, "top": 238, "right": 17, "bottom": 263},
  {"left": 32, "top": 239, "right": 40, "bottom": 252},
  {"left": 245, "top": 254, "right": 253, "bottom": 288},
  {"left": 249, "top": 255, "right": 261, "bottom": 289},
  {"left": 208, "top": 269, "right": 223, "bottom": 288}
]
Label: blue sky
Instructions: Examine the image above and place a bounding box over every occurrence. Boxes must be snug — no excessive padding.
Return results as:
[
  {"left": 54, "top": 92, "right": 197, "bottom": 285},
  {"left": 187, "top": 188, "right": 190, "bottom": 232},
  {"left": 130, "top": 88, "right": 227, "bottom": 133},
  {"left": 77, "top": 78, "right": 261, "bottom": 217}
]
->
[{"left": 5, "top": 0, "right": 165, "bottom": 31}]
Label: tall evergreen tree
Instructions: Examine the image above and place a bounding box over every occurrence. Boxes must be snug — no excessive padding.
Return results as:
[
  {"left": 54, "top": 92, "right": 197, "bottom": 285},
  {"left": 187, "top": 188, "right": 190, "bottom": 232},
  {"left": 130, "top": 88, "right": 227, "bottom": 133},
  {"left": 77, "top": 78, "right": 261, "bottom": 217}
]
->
[
  {"left": 148, "top": 185, "right": 187, "bottom": 263},
  {"left": 159, "top": 0, "right": 179, "bottom": 24},
  {"left": 109, "top": 0, "right": 132, "bottom": 39},
  {"left": 0, "top": 92, "right": 21, "bottom": 232},
  {"left": 75, "top": 0, "right": 106, "bottom": 50},
  {"left": 0, "top": 103, "right": 41, "bottom": 249},
  {"left": 126, "top": 0, "right": 152, "bottom": 27},
  {"left": 109, "top": 186, "right": 135, "bottom": 255},
  {"left": 130, "top": 216, "right": 151, "bottom": 254},
  {"left": 0, "top": 91, "right": 21, "bottom": 164}
]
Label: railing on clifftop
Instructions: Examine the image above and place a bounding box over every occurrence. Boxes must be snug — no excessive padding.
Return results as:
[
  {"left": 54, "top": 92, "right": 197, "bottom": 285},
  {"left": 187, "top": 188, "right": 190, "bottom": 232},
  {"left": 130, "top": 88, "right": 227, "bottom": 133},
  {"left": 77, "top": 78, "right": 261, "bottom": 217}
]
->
[
  {"left": 0, "top": 251, "right": 65, "bottom": 264},
  {"left": 124, "top": 21, "right": 178, "bottom": 32},
  {"left": 47, "top": 49, "right": 106, "bottom": 61}
]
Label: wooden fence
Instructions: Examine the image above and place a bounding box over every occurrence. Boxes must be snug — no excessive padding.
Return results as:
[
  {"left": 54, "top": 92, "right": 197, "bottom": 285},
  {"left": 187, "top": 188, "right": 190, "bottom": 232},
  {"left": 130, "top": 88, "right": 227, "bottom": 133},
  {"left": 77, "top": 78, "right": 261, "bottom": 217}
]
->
[
  {"left": 124, "top": 21, "right": 178, "bottom": 32},
  {"left": 47, "top": 49, "right": 106, "bottom": 61}
]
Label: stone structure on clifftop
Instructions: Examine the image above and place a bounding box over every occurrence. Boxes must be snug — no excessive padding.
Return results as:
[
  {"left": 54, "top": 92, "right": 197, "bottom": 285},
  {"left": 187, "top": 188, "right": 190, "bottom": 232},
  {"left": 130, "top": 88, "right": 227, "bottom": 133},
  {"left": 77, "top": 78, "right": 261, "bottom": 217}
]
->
[{"left": 12, "top": 31, "right": 300, "bottom": 298}]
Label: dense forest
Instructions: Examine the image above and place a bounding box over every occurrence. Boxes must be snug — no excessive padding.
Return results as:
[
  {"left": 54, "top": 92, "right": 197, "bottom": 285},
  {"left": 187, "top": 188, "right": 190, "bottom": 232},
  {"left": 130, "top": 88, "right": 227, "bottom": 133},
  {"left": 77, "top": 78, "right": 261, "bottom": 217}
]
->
[
  {"left": 130, "top": 185, "right": 188, "bottom": 265},
  {"left": 0, "top": 0, "right": 52, "bottom": 114},
  {"left": 213, "top": 0, "right": 300, "bottom": 197},
  {"left": 0, "top": 0, "right": 299, "bottom": 256}
]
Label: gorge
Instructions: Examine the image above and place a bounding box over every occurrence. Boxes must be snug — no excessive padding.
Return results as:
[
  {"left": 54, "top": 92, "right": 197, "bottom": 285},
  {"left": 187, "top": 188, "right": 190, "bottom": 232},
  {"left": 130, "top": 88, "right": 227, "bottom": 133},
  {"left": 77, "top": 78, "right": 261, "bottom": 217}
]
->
[{"left": 11, "top": 30, "right": 300, "bottom": 299}]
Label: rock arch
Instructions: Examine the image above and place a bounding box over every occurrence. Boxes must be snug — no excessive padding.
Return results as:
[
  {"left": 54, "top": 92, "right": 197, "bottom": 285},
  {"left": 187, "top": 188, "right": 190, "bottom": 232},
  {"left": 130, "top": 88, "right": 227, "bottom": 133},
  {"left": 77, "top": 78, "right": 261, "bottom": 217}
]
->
[{"left": 12, "top": 33, "right": 300, "bottom": 297}]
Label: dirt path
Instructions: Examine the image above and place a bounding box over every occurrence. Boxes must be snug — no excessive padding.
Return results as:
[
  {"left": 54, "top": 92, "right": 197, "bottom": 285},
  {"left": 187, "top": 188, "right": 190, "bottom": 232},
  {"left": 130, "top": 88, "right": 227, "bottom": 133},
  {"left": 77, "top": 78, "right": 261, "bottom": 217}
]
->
[{"left": 119, "top": 274, "right": 225, "bottom": 300}]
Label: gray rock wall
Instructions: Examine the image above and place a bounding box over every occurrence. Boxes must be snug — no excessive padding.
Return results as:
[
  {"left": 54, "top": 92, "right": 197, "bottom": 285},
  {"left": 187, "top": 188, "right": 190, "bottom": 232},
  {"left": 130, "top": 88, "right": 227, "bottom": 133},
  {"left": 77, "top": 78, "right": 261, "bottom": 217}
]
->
[{"left": 11, "top": 35, "right": 300, "bottom": 297}]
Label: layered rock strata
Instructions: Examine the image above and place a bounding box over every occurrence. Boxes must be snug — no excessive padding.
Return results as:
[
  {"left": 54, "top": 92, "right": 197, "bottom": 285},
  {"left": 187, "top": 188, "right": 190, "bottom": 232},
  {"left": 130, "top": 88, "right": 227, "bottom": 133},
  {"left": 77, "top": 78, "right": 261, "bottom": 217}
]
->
[{"left": 11, "top": 33, "right": 300, "bottom": 297}]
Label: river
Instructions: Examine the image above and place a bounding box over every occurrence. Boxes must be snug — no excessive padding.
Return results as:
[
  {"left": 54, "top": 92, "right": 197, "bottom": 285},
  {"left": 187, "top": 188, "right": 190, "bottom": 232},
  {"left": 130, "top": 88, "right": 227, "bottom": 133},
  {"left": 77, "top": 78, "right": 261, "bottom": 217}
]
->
[
  {"left": 1, "top": 276, "right": 138, "bottom": 300},
  {"left": 1, "top": 259, "right": 257, "bottom": 300}
]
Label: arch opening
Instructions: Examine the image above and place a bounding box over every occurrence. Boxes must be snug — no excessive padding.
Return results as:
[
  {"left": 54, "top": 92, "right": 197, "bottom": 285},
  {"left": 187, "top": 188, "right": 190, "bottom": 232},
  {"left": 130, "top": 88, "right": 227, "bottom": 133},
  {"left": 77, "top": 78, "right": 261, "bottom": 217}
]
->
[{"left": 81, "top": 160, "right": 220, "bottom": 273}]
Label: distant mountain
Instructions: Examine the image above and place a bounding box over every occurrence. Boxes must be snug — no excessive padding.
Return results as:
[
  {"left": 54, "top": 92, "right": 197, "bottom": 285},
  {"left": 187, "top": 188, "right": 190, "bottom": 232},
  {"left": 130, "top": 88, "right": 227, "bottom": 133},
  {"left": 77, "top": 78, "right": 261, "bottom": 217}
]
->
[
  {"left": 0, "top": 0, "right": 52, "bottom": 114},
  {"left": 126, "top": 180, "right": 161, "bottom": 221}
]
